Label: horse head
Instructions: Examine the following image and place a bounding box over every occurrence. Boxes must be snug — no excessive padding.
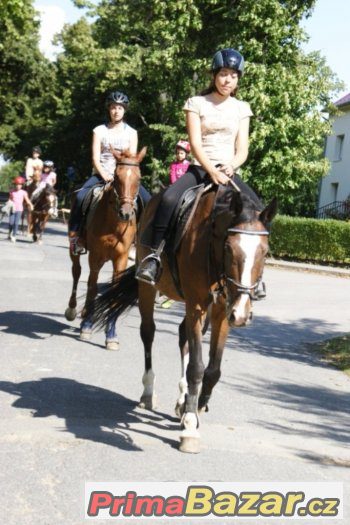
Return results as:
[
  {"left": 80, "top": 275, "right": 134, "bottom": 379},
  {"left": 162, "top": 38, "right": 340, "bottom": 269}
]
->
[
  {"left": 111, "top": 147, "right": 147, "bottom": 222},
  {"left": 213, "top": 191, "right": 277, "bottom": 327},
  {"left": 32, "top": 184, "right": 58, "bottom": 218}
]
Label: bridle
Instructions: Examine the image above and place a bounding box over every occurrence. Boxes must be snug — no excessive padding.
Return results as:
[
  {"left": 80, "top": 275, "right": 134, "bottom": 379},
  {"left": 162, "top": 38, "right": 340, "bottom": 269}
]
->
[
  {"left": 114, "top": 159, "right": 140, "bottom": 208},
  {"left": 224, "top": 227, "right": 270, "bottom": 300}
]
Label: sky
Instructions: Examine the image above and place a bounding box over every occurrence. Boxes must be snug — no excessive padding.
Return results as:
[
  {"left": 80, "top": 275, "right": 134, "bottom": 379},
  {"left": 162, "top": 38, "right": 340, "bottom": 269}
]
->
[{"left": 34, "top": 0, "right": 350, "bottom": 101}]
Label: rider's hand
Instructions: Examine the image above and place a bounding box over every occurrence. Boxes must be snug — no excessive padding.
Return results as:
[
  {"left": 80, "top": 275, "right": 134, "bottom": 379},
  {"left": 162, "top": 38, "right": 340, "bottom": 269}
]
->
[
  {"left": 209, "top": 167, "right": 231, "bottom": 185},
  {"left": 219, "top": 164, "right": 235, "bottom": 177},
  {"left": 102, "top": 174, "right": 114, "bottom": 183}
]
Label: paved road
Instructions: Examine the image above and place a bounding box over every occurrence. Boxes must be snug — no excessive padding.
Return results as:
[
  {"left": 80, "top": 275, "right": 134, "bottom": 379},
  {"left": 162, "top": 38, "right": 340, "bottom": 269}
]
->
[{"left": 0, "top": 220, "right": 349, "bottom": 524}]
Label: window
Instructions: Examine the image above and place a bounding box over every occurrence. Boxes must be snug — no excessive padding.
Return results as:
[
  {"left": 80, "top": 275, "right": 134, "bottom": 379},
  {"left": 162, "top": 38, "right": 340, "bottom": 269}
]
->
[
  {"left": 331, "top": 182, "right": 339, "bottom": 202},
  {"left": 334, "top": 134, "right": 344, "bottom": 161}
]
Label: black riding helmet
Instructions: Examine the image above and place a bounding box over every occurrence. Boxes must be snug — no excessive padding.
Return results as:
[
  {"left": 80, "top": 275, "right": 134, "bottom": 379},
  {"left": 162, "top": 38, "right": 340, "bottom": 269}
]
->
[
  {"left": 105, "top": 91, "right": 129, "bottom": 109},
  {"left": 212, "top": 48, "right": 244, "bottom": 76}
]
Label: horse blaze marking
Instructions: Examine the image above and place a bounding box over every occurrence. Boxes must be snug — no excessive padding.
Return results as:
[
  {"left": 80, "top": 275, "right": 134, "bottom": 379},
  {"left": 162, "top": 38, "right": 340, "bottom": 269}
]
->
[{"left": 235, "top": 234, "right": 260, "bottom": 314}]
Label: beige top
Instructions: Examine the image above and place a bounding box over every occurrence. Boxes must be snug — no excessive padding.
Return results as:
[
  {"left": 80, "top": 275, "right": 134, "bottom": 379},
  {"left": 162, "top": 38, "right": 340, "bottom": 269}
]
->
[
  {"left": 183, "top": 94, "right": 253, "bottom": 166},
  {"left": 25, "top": 157, "right": 43, "bottom": 178}
]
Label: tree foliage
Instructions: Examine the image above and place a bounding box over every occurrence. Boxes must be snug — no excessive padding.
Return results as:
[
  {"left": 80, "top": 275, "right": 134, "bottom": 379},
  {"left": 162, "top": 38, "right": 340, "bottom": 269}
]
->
[
  {"left": 1, "top": 0, "right": 343, "bottom": 215},
  {"left": 0, "top": 0, "right": 55, "bottom": 160}
]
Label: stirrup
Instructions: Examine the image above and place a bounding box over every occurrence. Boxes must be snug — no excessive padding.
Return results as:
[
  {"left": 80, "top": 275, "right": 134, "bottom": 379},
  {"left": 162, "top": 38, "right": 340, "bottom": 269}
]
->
[{"left": 135, "top": 253, "right": 162, "bottom": 286}]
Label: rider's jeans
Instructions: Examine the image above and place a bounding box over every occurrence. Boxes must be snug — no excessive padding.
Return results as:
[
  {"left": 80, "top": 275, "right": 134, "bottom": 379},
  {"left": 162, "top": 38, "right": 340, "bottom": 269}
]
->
[{"left": 9, "top": 211, "right": 22, "bottom": 236}]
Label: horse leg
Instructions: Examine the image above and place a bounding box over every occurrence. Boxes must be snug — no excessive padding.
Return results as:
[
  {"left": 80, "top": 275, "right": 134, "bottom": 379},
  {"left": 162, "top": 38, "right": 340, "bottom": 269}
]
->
[
  {"left": 104, "top": 252, "right": 129, "bottom": 351},
  {"left": 198, "top": 301, "right": 229, "bottom": 413},
  {"left": 64, "top": 252, "right": 82, "bottom": 321},
  {"left": 138, "top": 281, "right": 157, "bottom": 409},
  {"left": 80, "top": 256, "right": 103, "bottom": 341},
  {"left": 175, "top": 316, "right": 189, "bottom": 418},
  {"left": 179, "top": 306, "right": 206, "bottom": 454}
]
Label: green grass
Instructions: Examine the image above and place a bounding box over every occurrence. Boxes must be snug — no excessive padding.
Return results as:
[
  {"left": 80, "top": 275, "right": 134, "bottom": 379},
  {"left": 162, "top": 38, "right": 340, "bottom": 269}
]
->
[{"left": 312, "top": 334, "right": 350, "bottom": 376}]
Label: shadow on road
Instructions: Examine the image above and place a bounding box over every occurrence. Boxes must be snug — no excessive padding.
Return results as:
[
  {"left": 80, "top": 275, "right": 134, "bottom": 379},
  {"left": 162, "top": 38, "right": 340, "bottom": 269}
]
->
[{"left": 0, "top": 377, "right": 179, "bottom": 451}]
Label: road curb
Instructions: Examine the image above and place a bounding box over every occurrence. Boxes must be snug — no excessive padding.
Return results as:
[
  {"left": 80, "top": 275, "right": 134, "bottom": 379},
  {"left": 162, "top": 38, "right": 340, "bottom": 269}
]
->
[{"left": 266, "top": 258, "right": 350, "bottom": 278}]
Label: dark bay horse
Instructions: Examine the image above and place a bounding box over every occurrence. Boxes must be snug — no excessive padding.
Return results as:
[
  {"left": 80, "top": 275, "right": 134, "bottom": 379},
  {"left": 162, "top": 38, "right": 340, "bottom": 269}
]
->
[
  {"left": 26, "top": 175, "right": 58, "bottom": 243},
  {"left": 89, "top": 186, "right": 277, "bottom": 452},
  {"left": 64, "top": 147, "right": 147, "bottom": 350}
]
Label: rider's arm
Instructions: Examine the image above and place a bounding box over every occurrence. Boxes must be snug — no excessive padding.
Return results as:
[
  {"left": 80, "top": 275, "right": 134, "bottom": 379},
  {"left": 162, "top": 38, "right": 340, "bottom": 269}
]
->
[
  {"left": 92, "top": 131, "right": 113, "bottom": 182},
  {"left": 186, "top": 111, "right": 231, "bottom": 185},
  {"left": 128, "top": 129, "right": 138, "bottom": 155}
]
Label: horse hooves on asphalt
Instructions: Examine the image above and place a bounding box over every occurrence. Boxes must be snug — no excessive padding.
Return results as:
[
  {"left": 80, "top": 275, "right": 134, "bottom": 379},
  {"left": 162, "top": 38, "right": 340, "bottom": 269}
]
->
[
  {"left": 64, "top": 307, "right": 77, "bottom": 321},
  {"left": 179, "top": 436, "right": 201, "bottom": 454},
  {"left": 138, "top": 394, "right": 157, "bottom": 410},
  {"left": 80, "top": 330, "right": 92, "bottom": 341},
  {"left": 105, "top": 340, "right": 120, "bottom": 351}
]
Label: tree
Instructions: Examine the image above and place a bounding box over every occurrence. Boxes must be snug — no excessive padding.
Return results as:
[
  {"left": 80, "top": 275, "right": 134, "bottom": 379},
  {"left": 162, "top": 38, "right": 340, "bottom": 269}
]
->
[
  {"left": 0, "top": 0, "right": 56, "bottom": 162},
  {"left": 3, "top": 0, "right": 343, "bottom": 215}
]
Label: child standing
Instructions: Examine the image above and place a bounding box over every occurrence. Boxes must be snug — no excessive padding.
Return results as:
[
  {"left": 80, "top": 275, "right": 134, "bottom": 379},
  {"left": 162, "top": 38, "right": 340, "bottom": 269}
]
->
[
  {"left": 169, "top": 140, "right": 191, "bottom": 184},
  {"left": 8, "top": 177, "right": 34, "bottom": 242}
]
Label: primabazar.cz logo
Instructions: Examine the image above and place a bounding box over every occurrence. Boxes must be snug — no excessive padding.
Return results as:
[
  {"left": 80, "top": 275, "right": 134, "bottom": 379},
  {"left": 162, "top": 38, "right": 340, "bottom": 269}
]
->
[{"left": 85, "top": 482, "right": 342, "bottom": 520}]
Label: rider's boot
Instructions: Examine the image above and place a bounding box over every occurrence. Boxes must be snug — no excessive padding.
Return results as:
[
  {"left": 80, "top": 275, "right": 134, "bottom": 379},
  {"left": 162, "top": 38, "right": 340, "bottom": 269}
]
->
[{"left": 135, "top": 240, "right": 165, "bottom": 285}]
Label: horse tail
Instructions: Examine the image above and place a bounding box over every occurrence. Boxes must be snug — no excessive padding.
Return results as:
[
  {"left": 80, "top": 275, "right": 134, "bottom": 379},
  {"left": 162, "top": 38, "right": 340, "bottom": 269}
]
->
[{"left": 88, "top": 265, "right": 138, "bottom": 329}]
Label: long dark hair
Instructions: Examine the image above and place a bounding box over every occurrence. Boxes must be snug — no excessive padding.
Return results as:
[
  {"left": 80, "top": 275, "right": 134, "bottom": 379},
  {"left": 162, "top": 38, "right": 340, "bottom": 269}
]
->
[{"left": 200, "top": 69, "right": 240, "bottom": 97}]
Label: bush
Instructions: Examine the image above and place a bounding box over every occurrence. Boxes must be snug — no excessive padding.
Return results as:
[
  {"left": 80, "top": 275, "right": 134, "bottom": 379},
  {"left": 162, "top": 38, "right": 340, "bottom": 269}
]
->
[
  {"left": 0, "top": 161, "right": 25, "bottom": 191},
  {"left": 270, "top": 215, "right": 350, "bottom": 265}
]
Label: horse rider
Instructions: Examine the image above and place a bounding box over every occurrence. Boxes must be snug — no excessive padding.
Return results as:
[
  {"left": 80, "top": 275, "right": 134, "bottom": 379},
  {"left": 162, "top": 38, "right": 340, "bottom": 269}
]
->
[
  {"left": 68, "top": 90, "right": 151, "bottom": 255},
  {"left": 136, "top": 48, "right": 263, "bottom": 291}
]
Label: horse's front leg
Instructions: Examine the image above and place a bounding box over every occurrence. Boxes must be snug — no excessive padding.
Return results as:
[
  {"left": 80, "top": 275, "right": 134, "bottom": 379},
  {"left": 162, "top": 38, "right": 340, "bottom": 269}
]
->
[
  {"left": 138, "top": 281, "right": 157, "bottom": 410},
  {"left": 180, "top": 306, "right": 205, "bottom": 454},
  {"left": 175, "top": 316, "right": 189, "bottom": 418},
  {"left": 198, "top": 299, "right": 229, "bottom": 413},
  {"left": 80, "top": 255, "right": 103, "bottom": 341}
]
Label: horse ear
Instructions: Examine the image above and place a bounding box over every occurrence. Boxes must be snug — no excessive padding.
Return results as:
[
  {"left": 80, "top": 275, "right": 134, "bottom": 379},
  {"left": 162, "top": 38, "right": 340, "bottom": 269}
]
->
[
  {"left": 137, "top": 146, "right": 147, "bottom": 163},
  {"left": 259, "top": 197, "right": 278, "bottom": 225},
  {"left": 229, "top": 190, "right": 243, "bottom": 218}
]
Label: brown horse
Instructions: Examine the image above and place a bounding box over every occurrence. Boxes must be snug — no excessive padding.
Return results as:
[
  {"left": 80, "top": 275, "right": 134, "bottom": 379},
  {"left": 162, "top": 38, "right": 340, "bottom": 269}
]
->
[
  {"left": 26, "top": 173, "right": 58, "bottom": 243},
  {"left": 88, "top": 186, "right": 277, "bottom": 452},
  {"left": 64, "top": 147, "right": 147, "bottom": 350}
]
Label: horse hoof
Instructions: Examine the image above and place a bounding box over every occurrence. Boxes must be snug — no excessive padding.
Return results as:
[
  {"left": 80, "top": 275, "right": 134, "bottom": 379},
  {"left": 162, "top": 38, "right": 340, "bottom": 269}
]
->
[
  {"left": 179, "top": 436, "right": 201, "bottom": 454},
  {"left": 105, "top": 340, "right": 120, "bottom": 351},
  {"left": 139, "top": 395, "right": 157, "bottom": 410},
  {"left": 80, "top": 330, "right": 92, "bottom": 341},
  {"left": 198, "top": 404, "right": 209, "bottom": 413},
  {"left": 65, "top": 307, "right": 77, "bottom": 321}
]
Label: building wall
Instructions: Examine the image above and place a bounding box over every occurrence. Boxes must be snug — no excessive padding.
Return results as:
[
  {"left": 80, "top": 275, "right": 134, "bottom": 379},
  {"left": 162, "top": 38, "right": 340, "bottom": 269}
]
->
[{"left": 318, "top": 106, "right": 350, "bottom": 209}]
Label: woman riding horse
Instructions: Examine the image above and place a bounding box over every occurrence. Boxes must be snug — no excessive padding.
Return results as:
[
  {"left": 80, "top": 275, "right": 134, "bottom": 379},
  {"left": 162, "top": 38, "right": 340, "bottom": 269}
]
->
[
  {"left": 68, "top": 90, "right": 150, "bottom": 255},
  {"left": 136, "top": 48, "right": 264, "bottom": 298},
  {"left": 65, "top": 90, "right": 150, "bottom": 349}
]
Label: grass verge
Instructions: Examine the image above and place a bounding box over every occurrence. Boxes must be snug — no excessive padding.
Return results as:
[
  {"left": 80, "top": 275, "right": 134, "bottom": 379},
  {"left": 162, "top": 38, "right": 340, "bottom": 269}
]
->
[{"left": 311, "top": 334, "right": 350, "bottom": 376}]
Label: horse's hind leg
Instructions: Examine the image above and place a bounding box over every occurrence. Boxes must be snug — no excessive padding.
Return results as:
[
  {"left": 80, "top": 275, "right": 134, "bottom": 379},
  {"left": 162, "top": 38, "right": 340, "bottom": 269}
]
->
[
  {"left": 138, "top": 282, "right": 157, "bottom": 410},
  {"left": 105, "top": 251, "right": 129, "bottom": 351},
  {"left": 175, "top": 316, "right": 189, "bottom": 418},
  {"left": 198, "top": 301, "right": 229, "bottom": 412},
  {"left": 65, "top": 252, "right": 82, "bottom": 321},
  {"left": 80, "top": 256, "right": 103, "bottom": 340}
]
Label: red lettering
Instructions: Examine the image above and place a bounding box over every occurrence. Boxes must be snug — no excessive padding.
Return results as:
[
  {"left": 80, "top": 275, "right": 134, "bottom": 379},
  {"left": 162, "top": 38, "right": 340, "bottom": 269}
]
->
[
  {"left": 87, "top": 491, "right": 113, "bottom": 517},
  {"left": 165, "top": 496, "right": 185, "bottom": 516},
  {"left": 110, "top": 496, "right": 125, "bottom": 516}
]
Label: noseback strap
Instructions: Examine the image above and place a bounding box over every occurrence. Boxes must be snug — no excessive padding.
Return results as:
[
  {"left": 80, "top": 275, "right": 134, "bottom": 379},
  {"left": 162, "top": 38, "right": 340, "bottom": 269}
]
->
[{"left": 227, "top": 228, "right": 270, "bottom": 236}]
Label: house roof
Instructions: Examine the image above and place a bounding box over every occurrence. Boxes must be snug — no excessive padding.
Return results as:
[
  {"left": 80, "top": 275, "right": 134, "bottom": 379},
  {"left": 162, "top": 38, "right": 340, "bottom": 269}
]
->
[{"left": 335, "top": 92, "right": 350, "bottom": 108}]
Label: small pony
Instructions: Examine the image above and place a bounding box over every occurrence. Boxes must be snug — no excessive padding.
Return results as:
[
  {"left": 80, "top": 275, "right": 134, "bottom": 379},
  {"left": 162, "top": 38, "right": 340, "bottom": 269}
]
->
[
  {"left": 88, "top": 183, "right": 277, "bottom": 453},
  {"left": 64, "top": 147, "right": 147, "bottom": 350},
  {"left": 26, "top": 174, "right": 58, "bottom": 243}
]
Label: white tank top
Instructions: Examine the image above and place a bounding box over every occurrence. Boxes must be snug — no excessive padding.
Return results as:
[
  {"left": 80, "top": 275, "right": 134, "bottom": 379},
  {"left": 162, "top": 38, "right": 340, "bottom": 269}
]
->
[{"left": 92, "top": 123, "right": 136, "bottom": 176}]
